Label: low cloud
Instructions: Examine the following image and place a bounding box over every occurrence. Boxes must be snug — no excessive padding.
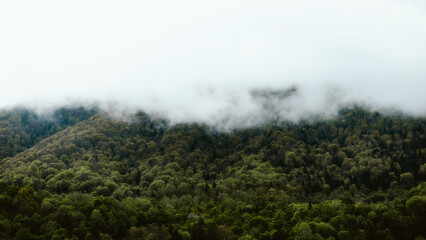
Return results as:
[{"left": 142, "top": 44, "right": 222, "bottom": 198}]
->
[{"left": 1, "top": 0, "right": 425, "bottom": 127}]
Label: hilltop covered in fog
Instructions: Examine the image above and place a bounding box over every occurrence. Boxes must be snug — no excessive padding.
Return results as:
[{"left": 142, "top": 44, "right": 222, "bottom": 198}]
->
[
  {"left": 1, "top": 0, "right": 426, "bottom": 125},
  {"left": 1, "top": 0, "right": 426, "bottom": 238}
]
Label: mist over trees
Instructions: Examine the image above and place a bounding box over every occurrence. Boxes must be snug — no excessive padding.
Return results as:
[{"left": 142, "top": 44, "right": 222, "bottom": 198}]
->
[
  {"left": 2, "top": 1, "right": 426, "bottom": 239},
  {"left": 0, "top": 105, "right": 425, "bottom": 239}
]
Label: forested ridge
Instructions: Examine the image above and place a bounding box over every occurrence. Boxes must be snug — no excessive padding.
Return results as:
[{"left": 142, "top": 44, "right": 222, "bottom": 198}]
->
[{"left": 0, "top": 106, "right": 425, "bottom": 240}]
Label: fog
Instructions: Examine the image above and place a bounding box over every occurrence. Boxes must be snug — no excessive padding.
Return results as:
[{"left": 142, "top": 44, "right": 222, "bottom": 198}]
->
[{"left": 1, "top": 0, "right": 426, "bottom": 127}]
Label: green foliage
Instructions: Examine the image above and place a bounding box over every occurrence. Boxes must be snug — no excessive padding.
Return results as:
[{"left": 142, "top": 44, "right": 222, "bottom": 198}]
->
[{"left": 0, "top": 106, "right": 425, "bottom": 239}]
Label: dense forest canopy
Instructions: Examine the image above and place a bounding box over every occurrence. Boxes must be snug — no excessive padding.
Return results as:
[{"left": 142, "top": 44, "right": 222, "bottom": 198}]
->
[{"left": 0, "top": 106, "right": 425, "bottom": 240}]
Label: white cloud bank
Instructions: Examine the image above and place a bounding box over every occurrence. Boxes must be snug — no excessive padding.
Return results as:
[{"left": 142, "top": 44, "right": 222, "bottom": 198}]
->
[{"left": 1, "top": 0, "right": 426, "bottom": 126}]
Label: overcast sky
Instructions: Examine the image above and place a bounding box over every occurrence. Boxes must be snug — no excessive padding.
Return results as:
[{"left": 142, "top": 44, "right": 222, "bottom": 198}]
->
[{"left": 1, "top": 0, "right": 426, "bottom": 126}]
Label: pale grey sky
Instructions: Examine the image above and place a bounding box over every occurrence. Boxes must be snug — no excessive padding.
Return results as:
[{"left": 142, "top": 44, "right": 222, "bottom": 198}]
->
[{"left": 1, "top": 0, "right": 426, "bottom": 126}]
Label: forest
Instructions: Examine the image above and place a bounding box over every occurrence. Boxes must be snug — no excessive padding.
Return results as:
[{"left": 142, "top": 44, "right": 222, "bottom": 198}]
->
[{"left": 0, "top": 106, "right": 425, "bottom": 240}]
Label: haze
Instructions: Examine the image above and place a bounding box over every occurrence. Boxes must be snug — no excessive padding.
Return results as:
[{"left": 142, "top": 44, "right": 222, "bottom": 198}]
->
[{"left": 1, "top": 0, "right": 426, "bottom": 126}]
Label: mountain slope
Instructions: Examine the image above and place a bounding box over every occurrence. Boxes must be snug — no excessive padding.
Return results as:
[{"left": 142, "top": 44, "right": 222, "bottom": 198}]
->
[
  {"left": 0, "top": 107, "right": 425, "bottom": 239},
  {"left": 0, "top": 106, "right": 98, "bottom": 159}
]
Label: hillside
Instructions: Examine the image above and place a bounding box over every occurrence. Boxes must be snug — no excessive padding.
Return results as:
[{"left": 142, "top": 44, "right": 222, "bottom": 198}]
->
[{"left": 0, "top": 106, "right": 425, "bottom": 240}]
